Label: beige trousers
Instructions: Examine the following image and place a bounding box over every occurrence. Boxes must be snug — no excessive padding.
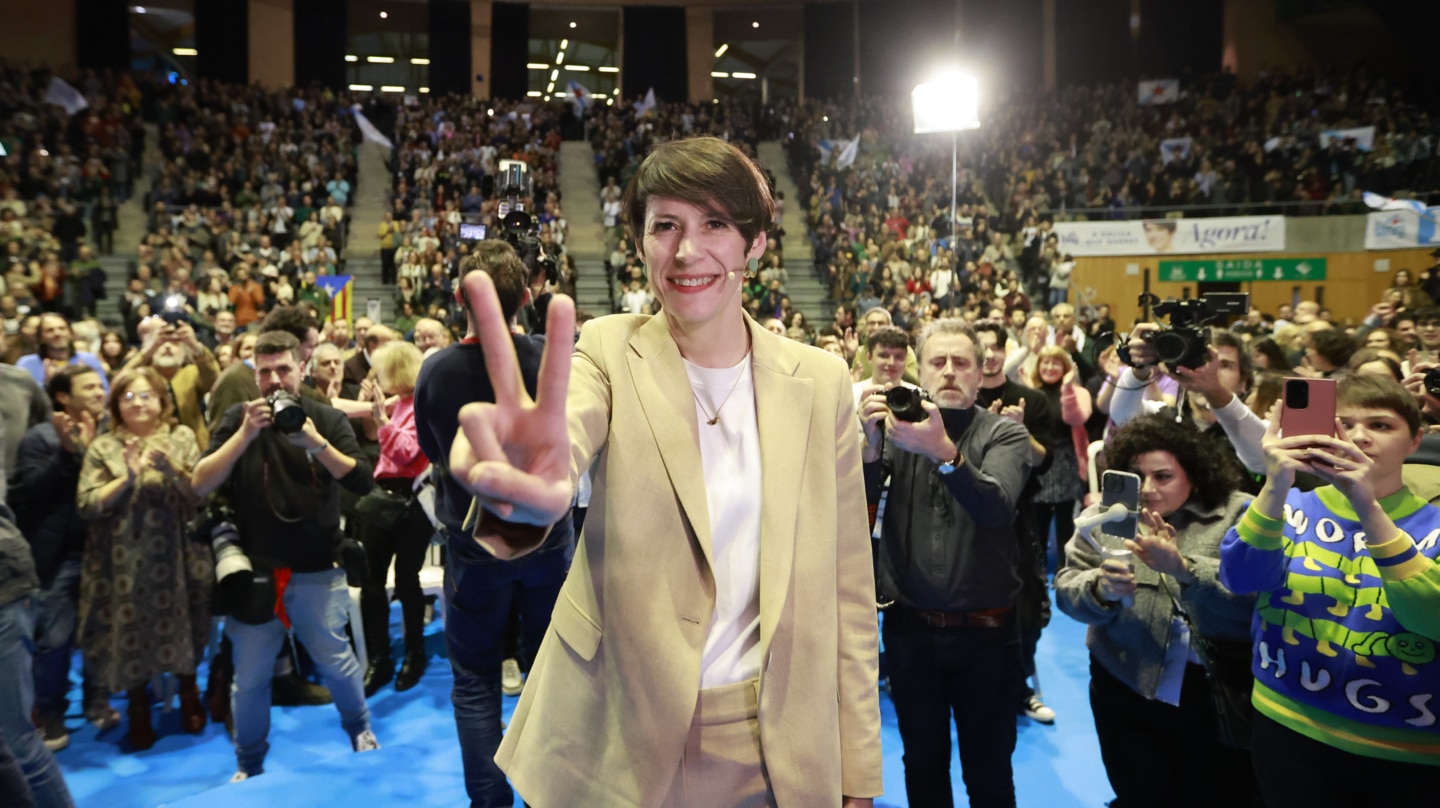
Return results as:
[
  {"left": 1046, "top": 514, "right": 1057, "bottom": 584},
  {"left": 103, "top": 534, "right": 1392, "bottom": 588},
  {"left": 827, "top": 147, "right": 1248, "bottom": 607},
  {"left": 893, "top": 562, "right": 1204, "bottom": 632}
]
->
[{"left": 660, "top": 678, "right": 776, "bottom": 808}]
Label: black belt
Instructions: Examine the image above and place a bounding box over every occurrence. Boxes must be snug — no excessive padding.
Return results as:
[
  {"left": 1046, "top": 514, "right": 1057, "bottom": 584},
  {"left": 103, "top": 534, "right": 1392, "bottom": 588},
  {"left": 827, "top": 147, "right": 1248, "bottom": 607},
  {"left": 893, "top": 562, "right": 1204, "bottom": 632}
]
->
[{"left": 905, "top": 605, "right": 1014, "bottom": 629}]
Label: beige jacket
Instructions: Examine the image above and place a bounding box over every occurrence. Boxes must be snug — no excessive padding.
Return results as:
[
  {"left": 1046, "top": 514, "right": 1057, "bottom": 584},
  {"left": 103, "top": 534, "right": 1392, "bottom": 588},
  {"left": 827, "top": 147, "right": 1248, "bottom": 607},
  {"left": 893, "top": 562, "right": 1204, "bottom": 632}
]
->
[{"left": 495, "top": 314, "right": 883, "bottom": 806}]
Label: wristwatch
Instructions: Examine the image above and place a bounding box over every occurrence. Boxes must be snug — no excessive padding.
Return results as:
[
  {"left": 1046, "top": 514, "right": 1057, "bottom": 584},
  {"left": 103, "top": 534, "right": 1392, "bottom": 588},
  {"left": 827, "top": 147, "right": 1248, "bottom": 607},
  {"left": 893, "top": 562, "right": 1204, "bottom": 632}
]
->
[
  {"left": 306, "top": 439, "right": 329, "bottom": 457},
  {"left": 937, "top": 450, "right": 963, "bottom": 475}
]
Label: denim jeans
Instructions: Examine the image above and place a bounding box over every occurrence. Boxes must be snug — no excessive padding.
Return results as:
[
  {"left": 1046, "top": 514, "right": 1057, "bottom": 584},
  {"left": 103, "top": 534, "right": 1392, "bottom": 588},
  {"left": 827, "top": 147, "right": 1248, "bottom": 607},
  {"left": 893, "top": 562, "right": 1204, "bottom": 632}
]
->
[
  {"left": 225, "top": 568, "right": 370, "bottom": 776},
  {"left": 884, "top": 607, "right": 1020, "bottom": 808},
  {"left": 445, "top": 537, "right": 569, "bottom": 808},
  {"left": 31, "top": 560, "right": 82, "bottom": 719},
  {"left": 0, "top": 599, "right": 75, "bottom": 808}
]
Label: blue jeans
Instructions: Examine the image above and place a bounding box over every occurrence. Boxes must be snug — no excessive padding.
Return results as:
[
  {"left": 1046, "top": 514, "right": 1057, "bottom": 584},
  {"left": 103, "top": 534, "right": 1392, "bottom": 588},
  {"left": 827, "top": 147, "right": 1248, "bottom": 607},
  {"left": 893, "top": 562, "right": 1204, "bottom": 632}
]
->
[
  {"left": 445, "top": 537, "right": 569, "bottom": 808},
  {"left": 0, "top": 599, "right": 75, "bottom": 808},
  {"left": 31, "top": 560, "right": 81, "bottom": 719},
  {"left": 1047, "top": 287, "right": 1068, "bottom": 309},
  {"left": 225, "top": 568, "right": 370, "bottom": 776}
]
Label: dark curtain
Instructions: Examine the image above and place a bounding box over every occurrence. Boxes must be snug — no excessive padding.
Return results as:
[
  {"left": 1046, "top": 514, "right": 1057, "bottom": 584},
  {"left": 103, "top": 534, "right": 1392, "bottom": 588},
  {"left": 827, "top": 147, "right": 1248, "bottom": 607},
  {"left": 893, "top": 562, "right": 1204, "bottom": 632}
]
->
[
  {"left": 428, "top": 0, "right": 473, "bottom": 97},
  {"left": 75, "top": 0, "right": 130, "bottom": 72},
  {"left": 196, "top": 0, "right": 249, "bottom": 84},
  {"left": 857, "top": 0, "right": 953, "bottom": 97},
  {"left": 622, "top": 6, "right": 687, "bottom": 103},
  {"left": 802, "top": 2, "right": 854, "bottom": 102},
  {"left": 490, "top": 3, "right": 530, "bottom": 101},
  {"left": 294, "top": 0, "right": 347, "bottom": 90},
  {"left": 1056, "top": 0, "right": 1132, "bottom": 85},
  {"left": 1138, "top": 0, "right": 1222, "bottom": 78},
  {"left": 958, "top": 0, "right": 1044, "bottom": 97}
]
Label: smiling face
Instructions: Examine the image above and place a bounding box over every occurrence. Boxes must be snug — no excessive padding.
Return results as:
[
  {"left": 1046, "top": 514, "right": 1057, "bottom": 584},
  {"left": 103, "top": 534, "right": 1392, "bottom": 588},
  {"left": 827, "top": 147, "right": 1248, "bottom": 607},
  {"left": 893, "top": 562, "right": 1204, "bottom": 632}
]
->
[
  {"left": 1038, "top": 355, "right": 1067, "bottom": 385},
  {"left": 640, "top": 196, "right": 764, "bottom": 335},
  {"left": 117, "top": 377, "right": 163, "bottom": 431},
  {"left": 869, "top": 344, "right": 906, "bottom": 386}
]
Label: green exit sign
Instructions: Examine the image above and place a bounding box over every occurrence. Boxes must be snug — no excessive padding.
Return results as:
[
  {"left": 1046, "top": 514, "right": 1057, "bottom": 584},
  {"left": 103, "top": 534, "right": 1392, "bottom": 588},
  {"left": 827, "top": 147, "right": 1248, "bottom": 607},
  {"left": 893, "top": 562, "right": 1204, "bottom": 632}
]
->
[{"left": 1158, "top": 257, "right": 1327, "bottom": 283}]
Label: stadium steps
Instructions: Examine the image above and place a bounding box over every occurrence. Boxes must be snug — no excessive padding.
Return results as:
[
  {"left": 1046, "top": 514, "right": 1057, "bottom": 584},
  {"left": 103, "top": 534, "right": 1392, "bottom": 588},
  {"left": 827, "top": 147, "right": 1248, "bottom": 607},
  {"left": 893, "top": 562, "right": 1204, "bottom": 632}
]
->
[
  {"left": 346, "top": 142, "right": 394, "bottom": 260},
  {"left": 111, "top": 123, "right": 160, "bottom": 255},
  {"left": 558, "top": 141, "right": 606, "bottom": 261},
  {"left": 345, "top": 255, "right": 393, "bottom": 325},
  {"left": 572, "top": 256, "right": 613, "bottom": 316},
  {"left": 755, "top": 142, "right": 812, "bottom": 264}
]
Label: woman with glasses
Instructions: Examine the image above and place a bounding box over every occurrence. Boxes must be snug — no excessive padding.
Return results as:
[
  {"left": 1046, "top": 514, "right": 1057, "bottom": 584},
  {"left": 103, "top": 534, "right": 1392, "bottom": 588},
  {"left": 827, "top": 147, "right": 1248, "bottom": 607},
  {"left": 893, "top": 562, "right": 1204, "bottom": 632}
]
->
[{"left": 76, "top": 367, "right": 213, "bottom": 751}]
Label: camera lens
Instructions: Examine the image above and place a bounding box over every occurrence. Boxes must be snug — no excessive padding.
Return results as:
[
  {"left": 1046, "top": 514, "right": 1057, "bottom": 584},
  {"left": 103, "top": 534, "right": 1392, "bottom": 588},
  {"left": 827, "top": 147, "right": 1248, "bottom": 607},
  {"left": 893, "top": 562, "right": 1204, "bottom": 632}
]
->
[{"left": 1284, "top": 380, "right": 1309, "bottom": 409}]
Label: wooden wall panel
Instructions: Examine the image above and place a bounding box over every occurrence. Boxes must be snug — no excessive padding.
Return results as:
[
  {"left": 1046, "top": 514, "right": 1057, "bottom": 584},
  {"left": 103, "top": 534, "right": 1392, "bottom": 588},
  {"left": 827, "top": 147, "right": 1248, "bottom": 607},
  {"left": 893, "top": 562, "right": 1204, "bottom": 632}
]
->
[{"left": 1070, "top": 249, "right": 1437, "bottom": 327}]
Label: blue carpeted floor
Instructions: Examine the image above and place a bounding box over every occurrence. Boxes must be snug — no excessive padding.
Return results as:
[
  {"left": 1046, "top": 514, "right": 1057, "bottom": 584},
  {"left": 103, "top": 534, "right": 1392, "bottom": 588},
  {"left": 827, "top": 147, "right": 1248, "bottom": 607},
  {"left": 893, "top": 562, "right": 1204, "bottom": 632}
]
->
[{"left": 55, "top": 604, "right": 1114, "bottom": 807}]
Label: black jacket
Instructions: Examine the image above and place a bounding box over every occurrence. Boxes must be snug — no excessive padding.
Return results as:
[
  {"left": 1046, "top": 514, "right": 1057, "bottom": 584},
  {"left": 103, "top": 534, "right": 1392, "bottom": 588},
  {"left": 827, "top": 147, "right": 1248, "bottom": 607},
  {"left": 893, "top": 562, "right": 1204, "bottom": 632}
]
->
[{"left": 10, "top": 423, "right": 86, "bottom": 583}]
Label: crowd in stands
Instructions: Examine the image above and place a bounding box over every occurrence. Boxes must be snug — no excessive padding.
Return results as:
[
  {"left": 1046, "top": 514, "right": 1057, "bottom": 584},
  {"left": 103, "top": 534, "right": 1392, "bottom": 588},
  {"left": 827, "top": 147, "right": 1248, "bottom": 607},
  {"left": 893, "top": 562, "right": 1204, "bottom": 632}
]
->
[
  {"left": 3, "top": 60, "right": 1440, "bottom": 807},
  {"left": 383, "top": 95, "right": 576, "bottom": 327}
]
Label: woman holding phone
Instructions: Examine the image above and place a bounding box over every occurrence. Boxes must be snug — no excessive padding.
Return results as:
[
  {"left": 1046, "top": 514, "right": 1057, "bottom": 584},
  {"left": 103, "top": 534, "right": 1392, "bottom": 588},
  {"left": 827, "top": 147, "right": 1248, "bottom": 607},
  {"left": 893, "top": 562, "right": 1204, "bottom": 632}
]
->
[
  {"left": 448, "top": 137, "right": 881, "bottom": 806},
  {"left": 1056, "top": 414, "right": 1257, "bottom": 808},
  {"left": 1220, "top": 374, "right": 1440, "bottom": 806}
]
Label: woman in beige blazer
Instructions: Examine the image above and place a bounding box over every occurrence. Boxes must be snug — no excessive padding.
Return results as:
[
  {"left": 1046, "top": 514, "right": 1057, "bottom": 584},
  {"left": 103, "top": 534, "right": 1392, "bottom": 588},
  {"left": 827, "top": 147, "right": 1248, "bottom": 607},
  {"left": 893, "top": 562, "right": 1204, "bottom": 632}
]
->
[{"left": 450, "top": 137, "right": 882, "bottom": 807}]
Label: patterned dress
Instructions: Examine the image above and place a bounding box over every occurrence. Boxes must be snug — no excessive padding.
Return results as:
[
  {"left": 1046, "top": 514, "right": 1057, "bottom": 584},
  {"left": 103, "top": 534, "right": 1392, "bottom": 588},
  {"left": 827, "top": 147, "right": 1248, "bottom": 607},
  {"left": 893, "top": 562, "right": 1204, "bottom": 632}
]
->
[{"left": 76, "top": 424, "right": 213, "bottom": 693}]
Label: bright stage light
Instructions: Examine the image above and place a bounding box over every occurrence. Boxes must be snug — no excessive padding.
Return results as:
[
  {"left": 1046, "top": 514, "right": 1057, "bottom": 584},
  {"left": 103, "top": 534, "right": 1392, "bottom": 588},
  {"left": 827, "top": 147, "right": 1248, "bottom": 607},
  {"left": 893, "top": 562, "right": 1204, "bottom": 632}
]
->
[{"left": 912, "top": 69, "right": 980, "bottom": 134}]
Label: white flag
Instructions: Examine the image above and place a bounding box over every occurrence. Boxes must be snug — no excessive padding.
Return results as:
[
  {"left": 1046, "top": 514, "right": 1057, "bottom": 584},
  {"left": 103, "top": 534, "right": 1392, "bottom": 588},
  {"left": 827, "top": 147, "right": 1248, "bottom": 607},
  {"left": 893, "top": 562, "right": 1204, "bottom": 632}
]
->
[
  {"left": 1363, "top": 191, "right": 1428, "bottom": 215},
  {"left": 1320, "top": 126, "right": 1376, "bottom": 152},
  {"left": 634, "top": 88, "right": 657, "bottom": 118},
  {"left": 566, "top": 80, "right": 593, "bottom": 115},
  {"left": 835, "top": 135, "right": 860, "bottom": 170},
  {"left": 1138, "top": 79, "right": 1179, "bottom": 105},
  {"left": 351, "top": 105, "right": 393, "bottom": 150},
  {"left": 1159, "top": 137, "right": 1192, "bottom": 165},
  {"left": 43, "top": 77, "right": 88, "bottom": 116}
]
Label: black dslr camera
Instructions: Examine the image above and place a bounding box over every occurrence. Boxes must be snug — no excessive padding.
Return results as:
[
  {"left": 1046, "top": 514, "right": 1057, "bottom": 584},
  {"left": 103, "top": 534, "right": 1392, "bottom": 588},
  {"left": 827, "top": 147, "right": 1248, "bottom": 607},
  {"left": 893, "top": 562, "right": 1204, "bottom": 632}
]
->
[
  {"left": 266, "top": 390, "right": 306, "bottom": 434},
  {"left": 886, "top": 387, "right": 932, "bottom": 423}
]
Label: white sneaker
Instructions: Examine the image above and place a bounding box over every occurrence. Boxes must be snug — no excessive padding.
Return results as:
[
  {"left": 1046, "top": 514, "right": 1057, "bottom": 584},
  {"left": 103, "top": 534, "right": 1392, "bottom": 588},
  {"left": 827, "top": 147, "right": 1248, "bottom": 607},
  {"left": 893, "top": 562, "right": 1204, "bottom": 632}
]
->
[
  {"left": 229, "top": 771, "right": 256, "bottom": 784},
  {"left": 1021, "top": 695, "right": 1056, "bottom": 724},
  {"left": 351, "top": 729, "right": 382, "bottom": 752},
  {"left": 501, "top": 658, "right": 524, "bottom": 696}
]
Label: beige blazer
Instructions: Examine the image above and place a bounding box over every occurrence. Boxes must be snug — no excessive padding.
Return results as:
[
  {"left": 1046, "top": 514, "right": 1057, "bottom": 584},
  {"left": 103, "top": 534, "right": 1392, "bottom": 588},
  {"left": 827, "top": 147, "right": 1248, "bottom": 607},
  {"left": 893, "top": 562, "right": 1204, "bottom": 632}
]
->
[{"left": 495, "top": 314, "right": 883, "bottom": 806}]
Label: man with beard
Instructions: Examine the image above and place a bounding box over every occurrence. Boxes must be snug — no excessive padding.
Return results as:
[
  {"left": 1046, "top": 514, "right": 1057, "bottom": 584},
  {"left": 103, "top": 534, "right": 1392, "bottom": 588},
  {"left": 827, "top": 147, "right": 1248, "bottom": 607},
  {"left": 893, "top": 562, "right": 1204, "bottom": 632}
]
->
[
  {"left": 124, "top": 317, "right": 219, "bottom": 450},
  {"left": 13, "top": 365, "right": 118, "bottom": 749},
  {"left": 16, "top": 314, "right": 108, "bottom": 392},
  {"left": 193, "top": 331, "right": 378, "bottom": 784},
  {"left": 859, "top": 319, "right": 1033, "bottom": 807}
]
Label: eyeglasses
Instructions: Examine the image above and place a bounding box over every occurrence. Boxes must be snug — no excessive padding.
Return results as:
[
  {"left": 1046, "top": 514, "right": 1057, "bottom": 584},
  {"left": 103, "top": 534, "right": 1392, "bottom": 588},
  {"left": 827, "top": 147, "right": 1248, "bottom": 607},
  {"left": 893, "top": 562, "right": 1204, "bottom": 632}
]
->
[{"left": 122, "top": 391, "right": 155, "bottom": 403}]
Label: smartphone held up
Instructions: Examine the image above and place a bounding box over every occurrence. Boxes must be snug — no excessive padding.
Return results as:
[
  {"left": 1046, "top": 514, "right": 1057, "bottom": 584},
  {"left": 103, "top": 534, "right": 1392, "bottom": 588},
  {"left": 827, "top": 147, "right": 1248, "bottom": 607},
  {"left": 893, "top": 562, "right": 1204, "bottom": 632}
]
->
[{"left": 1279, "top": 378, "right": 1336, "bottom": 439}]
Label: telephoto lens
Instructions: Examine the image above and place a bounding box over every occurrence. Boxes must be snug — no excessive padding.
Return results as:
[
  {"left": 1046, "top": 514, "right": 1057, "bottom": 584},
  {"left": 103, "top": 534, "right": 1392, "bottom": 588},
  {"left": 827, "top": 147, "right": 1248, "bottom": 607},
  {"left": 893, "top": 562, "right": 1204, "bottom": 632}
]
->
[
  {"left": 886, "top": 387, "right": 931, "bottom": 423},
  {"left": 267, "top": 390, "right": 307, "bottom": 434}
]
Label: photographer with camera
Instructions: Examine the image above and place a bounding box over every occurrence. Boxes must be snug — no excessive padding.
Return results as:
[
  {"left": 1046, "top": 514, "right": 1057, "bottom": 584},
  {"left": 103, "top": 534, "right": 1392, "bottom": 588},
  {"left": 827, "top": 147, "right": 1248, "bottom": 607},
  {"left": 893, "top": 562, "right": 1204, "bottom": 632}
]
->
[
  {"left": 122, "top": 316, "right": 219, "bottom": 450},
  {"left": 192, "top": 331, "right": 378, "bottom": 784},
  {"left": 859, "top": 319, "right": 1033, "bottom": 807},
  {"left": 1111, "top": 309, "right": 1262, "bottom": 490}
]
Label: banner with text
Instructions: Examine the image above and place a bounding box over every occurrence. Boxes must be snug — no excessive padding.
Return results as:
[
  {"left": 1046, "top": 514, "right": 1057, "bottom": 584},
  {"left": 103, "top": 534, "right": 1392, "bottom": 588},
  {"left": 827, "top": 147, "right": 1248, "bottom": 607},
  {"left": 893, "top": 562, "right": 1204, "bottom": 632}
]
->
[
  {"left": 1053, "top": 216, "right": 1285, "bottom": 256},
  {"left": 1158, "top": 257, "right": 1326, "bottom": 283},
  {"left": 1364, "top": 209, "right": 1440, "bottom": 250}
]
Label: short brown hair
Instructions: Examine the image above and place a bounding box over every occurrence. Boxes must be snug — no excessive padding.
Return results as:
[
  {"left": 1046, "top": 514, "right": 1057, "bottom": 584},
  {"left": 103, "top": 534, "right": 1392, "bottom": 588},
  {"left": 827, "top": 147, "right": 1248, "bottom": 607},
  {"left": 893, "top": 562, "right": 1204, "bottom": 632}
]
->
[
  {"left": 867, "top": 325, "right": 910, "bottom": 355},
  {"left": 1337, "top": 373, "right": 1421, "bottom": 437},
  {"left": 1029, "top": 345, "right": 1074, "bottom": 387},
  {"left": 459, "top": 240, "right": 528, "bottom": 322},
  {"left": 621, "top": 137, "right": 774, "bottom": 250},
  {"left": 108, "top": 366, "right": 175, "bottom": 428},
  {"left": 254, "top": 330, "right": 300, "bottom": 361}
]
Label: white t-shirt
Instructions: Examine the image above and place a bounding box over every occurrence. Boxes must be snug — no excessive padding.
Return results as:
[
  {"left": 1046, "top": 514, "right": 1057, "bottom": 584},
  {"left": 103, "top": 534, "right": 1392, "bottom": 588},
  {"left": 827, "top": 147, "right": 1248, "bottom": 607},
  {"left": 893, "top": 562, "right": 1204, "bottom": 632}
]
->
[{"left": 684, "top": 354, "right": 763, "bottom": 689}]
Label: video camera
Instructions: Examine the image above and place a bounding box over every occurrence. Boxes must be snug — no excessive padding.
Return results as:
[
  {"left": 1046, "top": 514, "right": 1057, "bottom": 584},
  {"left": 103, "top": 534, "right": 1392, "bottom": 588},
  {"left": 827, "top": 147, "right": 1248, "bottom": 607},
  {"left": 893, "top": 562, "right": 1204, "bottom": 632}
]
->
[
  {"left": 478, "top": 160, "right": 558, "bottom": 286},
  {"left": 1119, "top": 292, "right": 1249, "bottom": 371}
]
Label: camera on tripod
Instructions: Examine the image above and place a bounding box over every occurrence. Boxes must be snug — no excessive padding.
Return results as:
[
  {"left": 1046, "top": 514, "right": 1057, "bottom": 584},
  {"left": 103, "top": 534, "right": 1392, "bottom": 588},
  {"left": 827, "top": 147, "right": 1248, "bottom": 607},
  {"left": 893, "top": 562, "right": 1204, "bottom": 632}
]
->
[
  {"left": 1119, "top": 292, "right": 1249, "bottom": 371},
  {"left": 480, "top": 160, "right": 558, "bottom": 286}
]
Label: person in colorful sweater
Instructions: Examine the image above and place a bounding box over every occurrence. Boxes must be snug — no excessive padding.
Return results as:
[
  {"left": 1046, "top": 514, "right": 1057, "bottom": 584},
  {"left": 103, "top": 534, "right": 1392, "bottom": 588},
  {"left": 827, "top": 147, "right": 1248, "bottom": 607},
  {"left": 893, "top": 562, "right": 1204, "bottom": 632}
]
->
[{"left": 1220, "top": 374, "right": 1440, "bottom": 807}]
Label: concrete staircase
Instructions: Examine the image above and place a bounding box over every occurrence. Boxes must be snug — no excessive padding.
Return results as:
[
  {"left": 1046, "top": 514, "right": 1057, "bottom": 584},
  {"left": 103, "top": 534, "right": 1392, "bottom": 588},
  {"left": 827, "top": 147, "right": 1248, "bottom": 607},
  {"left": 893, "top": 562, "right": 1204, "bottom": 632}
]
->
[
  {"left": 346, "top": 142, "right": 394, "bottom": 260},
  {"left": 558, "top": 142, "right": 612, "bottom": 315},
  {"left": 754, "top": 142, "right": 827, "bottom": 322}
]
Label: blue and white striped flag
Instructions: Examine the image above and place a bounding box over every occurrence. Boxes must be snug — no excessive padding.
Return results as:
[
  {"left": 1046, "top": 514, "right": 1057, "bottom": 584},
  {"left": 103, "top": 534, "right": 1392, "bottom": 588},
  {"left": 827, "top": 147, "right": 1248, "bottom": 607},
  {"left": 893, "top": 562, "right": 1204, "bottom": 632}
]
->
[{"left": 1363, "top": 192, "right": 1427, "bottom": 215}]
